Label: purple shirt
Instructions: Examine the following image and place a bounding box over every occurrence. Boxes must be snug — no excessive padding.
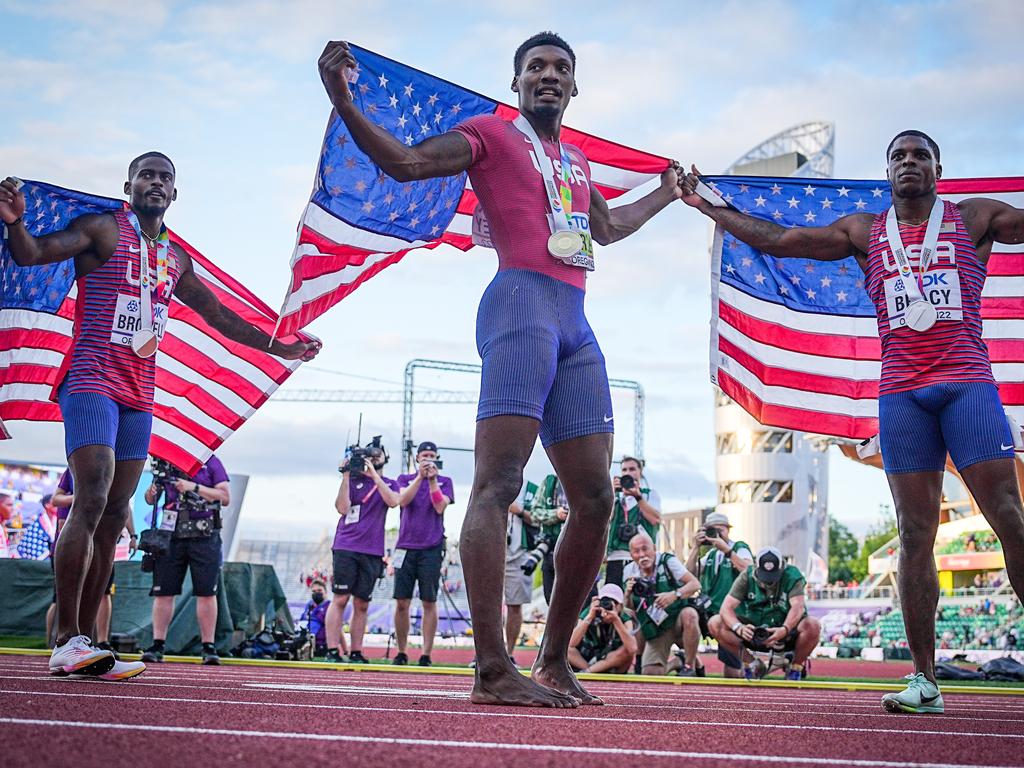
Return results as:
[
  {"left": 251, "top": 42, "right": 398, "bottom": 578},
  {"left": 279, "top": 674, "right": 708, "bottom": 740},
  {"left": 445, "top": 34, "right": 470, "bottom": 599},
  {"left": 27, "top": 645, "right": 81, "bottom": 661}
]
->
[
  {"left": 395, "top": 473, "right": 454, "bottom": 550},
  {"left": 163, "top": 455, "right": 229, "bottom": 520},
  {"left": 56, "top": 470, "right": 73, "bottom": 522},
  {"left": 332, "top": 474, "right": 399, "bottom": 556}
]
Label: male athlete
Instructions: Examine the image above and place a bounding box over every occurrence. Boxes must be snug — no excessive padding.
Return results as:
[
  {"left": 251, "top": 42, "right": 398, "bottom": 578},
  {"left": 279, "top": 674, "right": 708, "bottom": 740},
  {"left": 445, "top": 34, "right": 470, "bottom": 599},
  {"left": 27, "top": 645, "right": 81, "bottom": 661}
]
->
[
  {"left": 0, "top": 156, "right": 319, "bottom": 680},
  {"left": 319, "top": 33, "right": 681, "bottom": 706},
  {"left": 680, "top": 131, "right": 1024, "bottom": 713}
]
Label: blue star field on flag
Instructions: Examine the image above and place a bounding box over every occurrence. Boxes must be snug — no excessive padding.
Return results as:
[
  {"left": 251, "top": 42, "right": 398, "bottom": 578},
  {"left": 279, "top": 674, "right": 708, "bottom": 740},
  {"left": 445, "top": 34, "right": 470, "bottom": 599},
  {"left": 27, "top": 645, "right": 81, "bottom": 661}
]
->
[{"left": 704, "top": 176, "right": 893, "bottom": 317}]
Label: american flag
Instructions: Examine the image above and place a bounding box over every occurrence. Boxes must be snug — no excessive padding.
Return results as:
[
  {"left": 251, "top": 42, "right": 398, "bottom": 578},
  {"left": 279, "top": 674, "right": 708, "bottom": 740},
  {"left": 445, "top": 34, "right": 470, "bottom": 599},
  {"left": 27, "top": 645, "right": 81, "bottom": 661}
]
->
[
  {"left": 16, "top": 512, "right": 56, "bottom": 560},
  {"left": 707, "top": 175, "right": 1024, "bottom": 438},
  {"left": 0, "top": 180, "right": 314, "bottom": 473},
  {"left": 275, "top": 43, "right": 668, "bottom": 336}
]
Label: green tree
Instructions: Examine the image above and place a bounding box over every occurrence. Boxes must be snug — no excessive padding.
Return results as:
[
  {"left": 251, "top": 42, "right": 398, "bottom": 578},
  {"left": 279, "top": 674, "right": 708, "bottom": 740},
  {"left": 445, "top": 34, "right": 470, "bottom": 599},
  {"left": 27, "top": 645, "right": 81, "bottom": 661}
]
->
[
  {"left": 853, "top": 505, "right": 899, "bottom": 580},
  {"left": 828, "top": 516, "right": 859, "bottom": 583}
]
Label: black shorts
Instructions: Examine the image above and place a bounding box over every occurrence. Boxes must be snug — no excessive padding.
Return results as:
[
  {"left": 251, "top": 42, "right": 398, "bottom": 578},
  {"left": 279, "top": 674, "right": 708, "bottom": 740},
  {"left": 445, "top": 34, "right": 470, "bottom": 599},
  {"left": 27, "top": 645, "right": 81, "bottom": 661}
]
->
[
  {"left": 150, "top": 532, "right": 222, "bottom": 598},
  {"left": 332, "top": 549, "right": 383, "bottom": 602},
  {"left": 392, "top": 543, "right": 444, "bottom": 602}
]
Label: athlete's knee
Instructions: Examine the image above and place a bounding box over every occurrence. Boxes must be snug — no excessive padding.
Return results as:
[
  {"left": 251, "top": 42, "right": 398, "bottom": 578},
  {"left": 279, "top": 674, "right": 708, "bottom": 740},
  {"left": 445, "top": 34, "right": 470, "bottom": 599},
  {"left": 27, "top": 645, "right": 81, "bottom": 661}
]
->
[
  {"left": 897, "top": 518, "right": 936, "bottom": 556},
  {"left": 472, "top": 464, "right": 523, "bottom": 509}
]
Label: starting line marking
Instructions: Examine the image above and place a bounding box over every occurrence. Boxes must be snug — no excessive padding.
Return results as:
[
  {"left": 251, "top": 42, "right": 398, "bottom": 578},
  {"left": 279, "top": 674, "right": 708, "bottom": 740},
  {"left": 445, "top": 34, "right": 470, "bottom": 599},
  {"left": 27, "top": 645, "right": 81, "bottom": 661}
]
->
[
  {"left": 2, "top": 688, "right": 1022, "bottom": 740},
  {"left": 0, "top": 717, "right": 1017, "bottom": 768},
  {"left": 242, "top": 682, "right": 465, "bottom": 698}
]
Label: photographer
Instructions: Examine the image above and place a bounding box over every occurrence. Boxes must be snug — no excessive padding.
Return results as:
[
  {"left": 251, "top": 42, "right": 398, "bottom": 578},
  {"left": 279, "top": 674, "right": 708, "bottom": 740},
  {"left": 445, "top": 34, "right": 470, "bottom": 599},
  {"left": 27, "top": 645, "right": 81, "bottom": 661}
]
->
[
  {"left": 712, "top": 547, "right": 821, "bottom": 681},
  {"left": 504, "top": 501, "right": 536, "bottom": 662},
  {"left": 682, "top": 511, "right": 753, "bottom": 677},
  {"left": 298, "top": 579, "right": 334, "bottom": 657},
  {"left": 324, "top": 441, "right": 400, "bottom": 664},
  {"left": 568, "top": 584, "right": 637, "bottom": 674},
  {"left": 140, "top": 455, "right": 230, "bottom": 666},
  {"left": 523, "top": 474, "right": 568, "bottom": 604},
  {"left": 606, "top": 456, "right": 661, "bottom": 588},
  {"left": 624, "top": 532, "right": 699, "bottom": 675},
  {"left": 392, "top": 441, "right": 454, "bottom": 667}
]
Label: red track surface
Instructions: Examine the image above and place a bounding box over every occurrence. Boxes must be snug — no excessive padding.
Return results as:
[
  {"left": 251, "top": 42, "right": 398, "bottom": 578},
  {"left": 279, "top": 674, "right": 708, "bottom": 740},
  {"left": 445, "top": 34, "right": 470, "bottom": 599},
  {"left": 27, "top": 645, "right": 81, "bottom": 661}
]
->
[{"left": 2, "top": 653, "right": 1022, "bottom": 768}]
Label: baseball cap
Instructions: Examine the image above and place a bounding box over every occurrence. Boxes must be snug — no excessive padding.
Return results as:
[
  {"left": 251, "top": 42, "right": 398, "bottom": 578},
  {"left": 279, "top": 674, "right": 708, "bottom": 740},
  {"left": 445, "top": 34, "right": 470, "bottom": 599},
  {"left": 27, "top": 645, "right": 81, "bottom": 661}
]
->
[
  {"left": 755, "top": 546, "right": 785, "bottom": 584},
  {"left": 705, "top": 511, "right": 731, "bottom": 527},
  {"left": 416, "top": 441, "right": 438, "bottom": 455},
  {"left": 597, "top": 583, "right": 624, "bottom": 604}
]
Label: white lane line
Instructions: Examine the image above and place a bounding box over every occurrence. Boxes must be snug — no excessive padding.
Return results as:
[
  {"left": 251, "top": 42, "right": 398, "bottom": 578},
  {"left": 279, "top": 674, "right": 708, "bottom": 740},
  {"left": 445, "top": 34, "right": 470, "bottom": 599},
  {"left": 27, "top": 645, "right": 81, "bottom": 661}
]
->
[
  {"left": 3, "top": 689, "right": 1022, "bottom": 739},
  {"left": 243, "top": 682, "right": 465, "bottom": 698},
  {"left": 0, "top": 717, "right": 1016, "bottom": 768}
]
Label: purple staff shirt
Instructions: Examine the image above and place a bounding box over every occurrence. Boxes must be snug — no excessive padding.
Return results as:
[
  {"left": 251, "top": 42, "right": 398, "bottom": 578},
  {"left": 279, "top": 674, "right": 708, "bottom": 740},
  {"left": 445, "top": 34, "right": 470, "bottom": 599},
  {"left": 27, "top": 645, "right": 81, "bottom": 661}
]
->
[
  {"left": 162, "top": 455, "right": 230, "bottom": 520},
  {"left": 395, "top": 473, "right": 454, "bottom": 550},
  {"left": 332, "top": 474, "right": 399, "bottom": 556}
]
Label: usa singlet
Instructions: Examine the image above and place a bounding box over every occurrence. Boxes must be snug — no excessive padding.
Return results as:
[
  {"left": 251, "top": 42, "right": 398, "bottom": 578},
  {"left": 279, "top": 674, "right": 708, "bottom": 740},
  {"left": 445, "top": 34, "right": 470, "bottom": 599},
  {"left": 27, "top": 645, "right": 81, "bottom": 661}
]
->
[
  {"left": 864, "top": 199, "right": 994, "bottom": 396},
  {"left": 53, "top": 210, "right": 180, "bottom": 412}
]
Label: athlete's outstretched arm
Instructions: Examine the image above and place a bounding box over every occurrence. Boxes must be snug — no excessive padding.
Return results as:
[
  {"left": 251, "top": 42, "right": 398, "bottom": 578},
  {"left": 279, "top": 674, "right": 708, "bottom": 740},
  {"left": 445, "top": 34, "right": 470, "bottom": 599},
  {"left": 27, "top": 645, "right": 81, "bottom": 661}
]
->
[
  {"left": 588, "top": 162, "right": 682, "bottom": 245},
  {"left": 961, "top": 198, "right": 1024, "bottom": 247},
  {"left": 173, "top": 250, "right": 320, "bottom": 361},
  {"left": 319, "top": 41, "right": 472, "bottom": 183},
  {"left": 679, "top": 166, "right": 871, "bottom": 261},
  {"left": 0, "top": 178, "right": 112, "bottom": 268}
]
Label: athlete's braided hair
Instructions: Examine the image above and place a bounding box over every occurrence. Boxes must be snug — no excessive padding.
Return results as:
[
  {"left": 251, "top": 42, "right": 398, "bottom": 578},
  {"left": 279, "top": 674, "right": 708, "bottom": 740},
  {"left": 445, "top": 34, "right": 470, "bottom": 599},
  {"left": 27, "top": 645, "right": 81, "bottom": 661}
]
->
[
  {"left": 513, "top": 32, "right": 576, "bottom": 76},
  {"left": 886, "top": 130, "right": 940, "bottom": 163},
  {"left": 128, "top": 151, "right": 175, "bottom": 180}
]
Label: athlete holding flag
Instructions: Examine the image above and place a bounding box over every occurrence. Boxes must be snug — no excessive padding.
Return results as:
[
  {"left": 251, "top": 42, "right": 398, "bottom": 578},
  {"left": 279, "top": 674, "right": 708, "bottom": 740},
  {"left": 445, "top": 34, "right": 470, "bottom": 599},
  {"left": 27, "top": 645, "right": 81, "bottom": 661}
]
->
[
  {"left": 319, "top": 33, "right": 682, "bottom": 707},
  {"left": 680, "top": 131, "right": 1024, "bottom": 713}
]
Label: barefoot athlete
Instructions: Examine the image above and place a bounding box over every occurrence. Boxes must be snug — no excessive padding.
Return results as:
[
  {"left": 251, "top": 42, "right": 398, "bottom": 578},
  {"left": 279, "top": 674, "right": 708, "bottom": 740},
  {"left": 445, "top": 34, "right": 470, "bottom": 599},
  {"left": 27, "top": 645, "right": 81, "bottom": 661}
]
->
[
  {"left": 681, "top": 131, "right": 1024, "bottom": 714},
  {"left": 319, "top": 33, "right": 681, "bottom": 707},
  {"left": 0, "top": 155, "right": 319, "bottom": 680}
]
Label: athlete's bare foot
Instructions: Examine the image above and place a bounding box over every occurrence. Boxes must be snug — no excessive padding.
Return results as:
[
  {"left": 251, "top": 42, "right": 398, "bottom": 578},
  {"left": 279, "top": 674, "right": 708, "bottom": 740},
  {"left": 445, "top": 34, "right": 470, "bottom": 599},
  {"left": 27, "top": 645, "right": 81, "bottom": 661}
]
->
[
  {"left": 532, "top": 656, "right": 603, "bottom": 705},
  {"left": 470, "top": 659, "right": 579, "bottom": 708}
]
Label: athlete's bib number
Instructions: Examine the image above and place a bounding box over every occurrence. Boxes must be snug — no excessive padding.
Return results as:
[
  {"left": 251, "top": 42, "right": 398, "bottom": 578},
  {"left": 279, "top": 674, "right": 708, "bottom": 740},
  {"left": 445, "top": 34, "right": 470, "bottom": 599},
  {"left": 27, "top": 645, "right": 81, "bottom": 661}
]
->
[
  {"left": 884, "top": 268, "right": 963, "bottom": 328},
  {"left": 345, "top": 505, "right": 361, "bottom": 525},
  {"left": 111, "top": 292, "right": 168, "bottom": 348}
]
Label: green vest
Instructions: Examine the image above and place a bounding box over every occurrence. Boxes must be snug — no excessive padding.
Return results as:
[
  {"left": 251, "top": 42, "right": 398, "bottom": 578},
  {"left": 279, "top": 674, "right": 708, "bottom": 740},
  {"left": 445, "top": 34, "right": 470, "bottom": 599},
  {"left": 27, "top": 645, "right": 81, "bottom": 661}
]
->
[
  {"left": 607, "top": 488, "right": 658, "bottom": 553},
  {"left": 736, "top": 564, "right": 806, "bottom": 628},
  {"left": 576, "top": 608, "right": 631, "bottom": 660},
  {"left": 526, "top": 474, "right": 565, "bottom": 541},
  {"left": 630, "top": 553, "right": 684, "bottom": 640},
  {"left": 698, "top": 540, "right": 750, "bottom": 615}
]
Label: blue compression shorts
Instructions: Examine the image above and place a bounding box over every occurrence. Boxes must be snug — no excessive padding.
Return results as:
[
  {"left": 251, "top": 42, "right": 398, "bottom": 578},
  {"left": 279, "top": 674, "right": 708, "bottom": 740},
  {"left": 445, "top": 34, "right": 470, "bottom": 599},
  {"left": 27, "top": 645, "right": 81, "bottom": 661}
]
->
[
  {"left": 58, "top": 385, "right": 153, "bottom": 461},
  {"left": 476, "top": 268, "right": 614, "bottom": 447},
  {"left": 878, "top": 382, "right": 1014, "bottom": 474}
]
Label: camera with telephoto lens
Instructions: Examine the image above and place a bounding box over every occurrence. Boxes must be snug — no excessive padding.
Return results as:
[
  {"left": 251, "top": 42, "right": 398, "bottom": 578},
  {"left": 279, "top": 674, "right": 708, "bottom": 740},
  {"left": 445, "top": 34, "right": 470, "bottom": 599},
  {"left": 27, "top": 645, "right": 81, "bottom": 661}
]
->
[
  {"left": 751, "top": 625, "right": 773, "bottom": 646},
  {"left": 343, "top": 435, "right": 386, "bottom": 474},
  {"left": 631, "top": 576, "right": 656, "bottom": 601},
  {"left": 599, "top": 596, "right": 616, "bottom": 612},
  {"left": 703, "top": 525, "right": 719, "bottom": 539},
  {"left": 426, "top": 456, "right": 443, "bottom": 470},
  {"left": 617, "top": 522, "right": 639, "bottom": 542},
  {"left": 520, "top": 537, "right": 552, "bottom": 575},
  {"left": 619, "top": 474, "right": 636, "bottom": 491},
  {"left": 591, "top": 596, "right": 618, "bottom": 626}
]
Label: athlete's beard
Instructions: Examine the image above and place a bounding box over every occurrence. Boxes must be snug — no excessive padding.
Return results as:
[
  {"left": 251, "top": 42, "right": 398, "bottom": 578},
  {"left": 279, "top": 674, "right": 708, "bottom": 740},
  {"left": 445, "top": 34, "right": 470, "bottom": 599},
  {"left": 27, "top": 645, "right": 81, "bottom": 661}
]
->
[
  {"left": 132, "top": 199, "right": 167, "bottom": 220},
  {"left": 530, "top": 103, "right": 563, "bottom": 121}
]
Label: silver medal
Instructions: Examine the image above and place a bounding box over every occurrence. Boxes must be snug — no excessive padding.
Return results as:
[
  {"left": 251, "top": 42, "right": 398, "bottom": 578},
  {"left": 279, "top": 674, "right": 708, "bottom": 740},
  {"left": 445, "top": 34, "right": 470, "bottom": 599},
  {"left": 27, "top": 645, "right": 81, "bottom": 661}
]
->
[
  {"left": 547, "top": 230, "right": 583, "bottom": 259},
  {"left": 904, "top": 299, "right": 937, "bottom": 333}
]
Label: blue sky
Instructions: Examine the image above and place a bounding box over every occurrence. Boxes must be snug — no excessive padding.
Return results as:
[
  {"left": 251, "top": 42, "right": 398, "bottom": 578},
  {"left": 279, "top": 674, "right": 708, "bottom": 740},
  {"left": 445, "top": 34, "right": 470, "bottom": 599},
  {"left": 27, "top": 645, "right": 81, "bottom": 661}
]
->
[{"left": 2, "top": 0, "right": 1022, "bottom": 541}]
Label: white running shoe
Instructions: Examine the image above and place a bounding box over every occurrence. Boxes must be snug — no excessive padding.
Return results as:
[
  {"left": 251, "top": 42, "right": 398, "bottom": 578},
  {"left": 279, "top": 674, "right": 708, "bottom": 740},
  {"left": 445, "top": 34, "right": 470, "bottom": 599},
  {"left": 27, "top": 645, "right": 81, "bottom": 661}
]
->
[
  {"left": 882, "top": 673, "right": 945, "bottom": 714},
  {"left": 74, "top": 659, "right": 146, "bottom": 681},
  {"left": 49, "top": 635, "right": 114, "bottom": 675}
]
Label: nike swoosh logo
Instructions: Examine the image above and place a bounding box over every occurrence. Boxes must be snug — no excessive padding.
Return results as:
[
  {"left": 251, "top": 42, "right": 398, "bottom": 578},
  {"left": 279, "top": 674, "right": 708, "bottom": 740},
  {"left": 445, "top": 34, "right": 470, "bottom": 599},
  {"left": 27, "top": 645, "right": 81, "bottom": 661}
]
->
[
  {"left": 1002, "top": 444, "right": 1014, "bottom": 451},
  {"left": 603, "top": 415, "right": 614, "bottom": 423},
  {"left": 920, "top": 693, "right": 940, "bottom": 704}
]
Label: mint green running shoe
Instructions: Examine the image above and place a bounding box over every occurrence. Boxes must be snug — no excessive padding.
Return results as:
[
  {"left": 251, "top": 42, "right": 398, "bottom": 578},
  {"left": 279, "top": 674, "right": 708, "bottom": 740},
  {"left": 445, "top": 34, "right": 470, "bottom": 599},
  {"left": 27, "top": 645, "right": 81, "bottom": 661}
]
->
[{"left": 881, "top": 673, "right": 944, "bottom": 714}]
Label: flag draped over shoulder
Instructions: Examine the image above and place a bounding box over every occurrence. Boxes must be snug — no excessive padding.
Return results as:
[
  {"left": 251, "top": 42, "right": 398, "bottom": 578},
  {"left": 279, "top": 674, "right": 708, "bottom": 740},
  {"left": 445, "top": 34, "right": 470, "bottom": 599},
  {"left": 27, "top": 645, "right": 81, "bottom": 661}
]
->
[
  {"left": 275, "top": 43, "right": 668, "bottom": 336},
  {"left": 707, "top": 175, "right": 1024, "bottom": 439},
  {"left": 0, "top": 181, "right": 313, "bottom": 473}
]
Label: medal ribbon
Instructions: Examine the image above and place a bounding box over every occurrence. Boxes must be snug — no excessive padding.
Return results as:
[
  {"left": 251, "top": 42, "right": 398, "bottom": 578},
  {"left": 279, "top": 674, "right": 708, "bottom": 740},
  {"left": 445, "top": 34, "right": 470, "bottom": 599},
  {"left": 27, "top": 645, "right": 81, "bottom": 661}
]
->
[
  {"left": 126, "top": 211, "right": 170, "bottom": 335},
  {"left": 513, "top": 114, "right": 573, "bottom": 234},
  {"left": 883, "top": 196, "right": 944, "bottom": 304}
]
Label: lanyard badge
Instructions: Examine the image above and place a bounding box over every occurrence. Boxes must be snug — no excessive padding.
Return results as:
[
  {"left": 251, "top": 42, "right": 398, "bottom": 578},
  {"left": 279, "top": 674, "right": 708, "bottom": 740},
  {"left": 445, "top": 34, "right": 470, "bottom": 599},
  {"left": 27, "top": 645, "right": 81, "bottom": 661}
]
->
[{"left": 126, "top": 211, "right": 170, "bottom": 358}]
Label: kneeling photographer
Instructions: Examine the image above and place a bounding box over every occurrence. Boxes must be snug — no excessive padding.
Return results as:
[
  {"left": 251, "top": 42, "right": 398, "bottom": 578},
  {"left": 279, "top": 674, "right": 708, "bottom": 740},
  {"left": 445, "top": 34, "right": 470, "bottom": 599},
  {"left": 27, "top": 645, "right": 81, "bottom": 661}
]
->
[
  {"left": 605, "top": 456, "right": 661, "bottom": 588},
  {"left": 521, "top": 474, "right": 568, "bottom": 604},
  {"left": 568, "top": 583, "right": 637, "bottom": 674},
  {"left": 624, "top": 532, "right": 699, "bottom": 675},
  {"left": 140, "top": 454, "right": 230, "bottom": 666},
  {"left": 712, "top": 546, "right": 821, "bottom": 681},
  {"left": 683, "top": 511, "right": 753, "bottom": 677}
]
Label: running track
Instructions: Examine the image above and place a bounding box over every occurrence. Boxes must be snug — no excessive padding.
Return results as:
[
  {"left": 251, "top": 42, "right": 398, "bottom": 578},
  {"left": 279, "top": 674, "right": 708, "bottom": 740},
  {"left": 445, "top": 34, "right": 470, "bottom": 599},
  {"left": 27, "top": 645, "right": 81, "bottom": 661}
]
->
[{"left": 1, "top": 653, "right": 1022, "bottom": 768}]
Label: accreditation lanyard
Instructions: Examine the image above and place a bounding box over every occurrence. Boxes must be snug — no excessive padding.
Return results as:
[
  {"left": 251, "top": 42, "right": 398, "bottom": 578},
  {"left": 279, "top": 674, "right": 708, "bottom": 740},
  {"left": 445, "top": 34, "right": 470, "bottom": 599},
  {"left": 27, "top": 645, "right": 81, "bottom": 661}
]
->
[
  {"left": 513, "top": 114, "right": 574, "bottom": 234},
  {"left": 126, "top": 211, "right": 170, "bottom": 333},
  {"left": 883, "top": 197, "right": 944, "bottom": 303}
]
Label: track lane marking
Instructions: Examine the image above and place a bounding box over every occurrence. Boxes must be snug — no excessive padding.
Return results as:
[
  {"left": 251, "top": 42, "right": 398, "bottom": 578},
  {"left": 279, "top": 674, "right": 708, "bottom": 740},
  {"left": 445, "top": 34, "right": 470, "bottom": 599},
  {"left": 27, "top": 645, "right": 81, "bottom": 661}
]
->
[
  {"left": 0, "top": 717, "right": 1017, "bottom": 768},
  {"left": 2, "top": 689, "right": 1022, "bottom": 739}
]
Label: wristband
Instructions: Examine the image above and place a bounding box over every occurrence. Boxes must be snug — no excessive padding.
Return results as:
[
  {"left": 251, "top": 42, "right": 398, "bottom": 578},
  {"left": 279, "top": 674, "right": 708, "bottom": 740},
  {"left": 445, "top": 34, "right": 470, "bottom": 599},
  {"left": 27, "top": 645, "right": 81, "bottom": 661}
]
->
[
  {"left": 430, "top": 489, "right": 445, "bottom": 505},
  {"left": 7, "top": 216, "right": 23, "bottom": 228},
  {"left": 731, "top": 621, "right": 743, "bottom": 634},
  {"left": 194, "top": 482, "right": 200, "bottom": 493}
]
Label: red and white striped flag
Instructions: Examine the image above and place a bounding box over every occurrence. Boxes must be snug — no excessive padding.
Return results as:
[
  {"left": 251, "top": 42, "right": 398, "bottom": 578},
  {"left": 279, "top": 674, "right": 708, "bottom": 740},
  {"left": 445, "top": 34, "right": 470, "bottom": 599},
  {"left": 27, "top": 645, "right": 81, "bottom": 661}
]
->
[
  {"left": 274, "top": 43, "right": 668, "bottom": 337},
  {"left": 707, "top": 175, "right": 1024, "bottom": 438},
  {"left": 0, "top": 181, "right": 314, "bottom": 474}
]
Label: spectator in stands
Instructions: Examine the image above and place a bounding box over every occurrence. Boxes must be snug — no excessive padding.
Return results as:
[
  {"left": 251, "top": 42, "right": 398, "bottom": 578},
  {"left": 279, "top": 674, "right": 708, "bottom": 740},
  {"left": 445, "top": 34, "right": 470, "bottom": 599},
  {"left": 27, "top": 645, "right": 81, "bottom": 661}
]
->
[
  {"left": 324, "top": 444, "right": 399, "bottom": 664},
  {"left": 712, "top": 547, "right": 821, "bottom": 680},
  {"left": 0, "top": 492, "right": 15, "bottom": 557},
  {"left": 568, "top": 584, "right": 637, "bottom": 674},
  {"left": 16, "top": 494, "right": 58, "bottom": 560},
  {"left": 299, "top": 578, "right": 335, "bottom": 657},
  {"left": 605, "top": 456, "right": 661, "bottom": 588},
  {"left": 682, "top": 511, "right": 752, "bottom": 677},
  {"left": 624, "top": 531, "right": 699, "bottom": 675},
  {"left": 142, "top": 455, "right": 229, "bottom": 666},
  {"left": 392, "top": 441, "right": 454, "bottom": 667},
  {"left": 504, "top": 501, "right": 535, "bottom": 664}
]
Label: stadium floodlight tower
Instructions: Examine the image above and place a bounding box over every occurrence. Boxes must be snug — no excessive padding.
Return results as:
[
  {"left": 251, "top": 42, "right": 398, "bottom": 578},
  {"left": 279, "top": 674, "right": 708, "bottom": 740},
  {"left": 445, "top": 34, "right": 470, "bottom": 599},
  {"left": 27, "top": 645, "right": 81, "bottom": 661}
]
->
[{"left": 712, "top": 122, "right": 835, "bottom": 578}]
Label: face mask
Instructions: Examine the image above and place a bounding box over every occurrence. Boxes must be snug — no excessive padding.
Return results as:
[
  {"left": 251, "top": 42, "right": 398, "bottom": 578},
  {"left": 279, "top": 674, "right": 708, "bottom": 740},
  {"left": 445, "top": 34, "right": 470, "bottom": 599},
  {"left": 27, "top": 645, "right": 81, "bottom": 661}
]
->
[{"left": 311, "top": 592, "right": 325, "bottom": 604}]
